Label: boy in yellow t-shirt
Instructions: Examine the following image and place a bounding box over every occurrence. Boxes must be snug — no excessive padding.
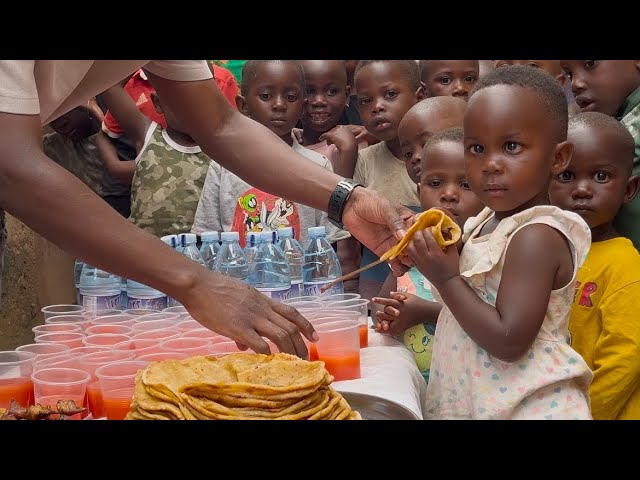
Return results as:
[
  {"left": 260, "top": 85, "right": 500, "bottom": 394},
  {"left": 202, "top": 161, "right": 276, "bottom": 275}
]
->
[{"left": 550, "top": 112, "right": 640, "bottom": 419}]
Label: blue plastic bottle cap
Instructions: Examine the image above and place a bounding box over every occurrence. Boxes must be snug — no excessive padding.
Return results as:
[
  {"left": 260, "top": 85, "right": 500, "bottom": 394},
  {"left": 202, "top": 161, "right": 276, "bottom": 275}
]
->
[
  {"left": 201, "top": 231, "right": 219, "bottom": 242},
  {"left": 221, "top": 231, "right": 240, "bottom": 242},
  {"left": 308, "top": 226, "right": 326, "bottom": 236},
  {"left": 277, "top": 227, "right": 294, "bottom": 237}
]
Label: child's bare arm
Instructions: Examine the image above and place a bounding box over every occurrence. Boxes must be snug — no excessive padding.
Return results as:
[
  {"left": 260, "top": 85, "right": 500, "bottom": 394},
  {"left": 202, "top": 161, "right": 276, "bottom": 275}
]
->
[
  {"left": 588, "top": 284, "right": 640, "bottom": 419},
  {"left": 372, "top": 292, "right": 441, "bottom": 336},
  {"left": 96, "top": 131, "right": 135, "bottom": 186},
  {"left": 407, "top": 224, "right": 571, "bottom": 362},
  {"left": 320, "top": 126, "right": 358, "bottom": 178},
  {"left": 99, "top": 84, "right": 151, "bottom": 154},
  {"left": 370, "top": 272, "right": 397, "bottom": 320}
]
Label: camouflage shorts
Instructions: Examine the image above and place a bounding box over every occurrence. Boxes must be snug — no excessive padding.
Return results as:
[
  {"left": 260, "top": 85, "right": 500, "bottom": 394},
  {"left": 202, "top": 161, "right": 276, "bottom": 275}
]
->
[{"left": 0, "top": 209, "right": 5, "bottom": 305}]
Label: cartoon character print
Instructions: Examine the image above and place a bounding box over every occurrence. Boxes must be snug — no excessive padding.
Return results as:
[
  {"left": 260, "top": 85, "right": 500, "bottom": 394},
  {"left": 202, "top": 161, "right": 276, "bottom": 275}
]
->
[{"left": 232, "top": 187, "right": 301, "bottom": 248}]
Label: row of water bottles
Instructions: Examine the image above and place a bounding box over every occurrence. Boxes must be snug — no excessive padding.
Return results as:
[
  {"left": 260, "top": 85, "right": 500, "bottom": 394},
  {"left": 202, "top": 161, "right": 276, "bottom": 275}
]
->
[{"left": 73, "top": 226, "right": 343, "bottom": 311}]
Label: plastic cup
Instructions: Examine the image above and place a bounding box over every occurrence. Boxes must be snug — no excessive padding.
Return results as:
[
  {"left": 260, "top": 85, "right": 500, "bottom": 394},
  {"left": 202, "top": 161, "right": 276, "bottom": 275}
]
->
[
  {"left": 176, "top": 320, "right": 202, "bottom": 332},
  {"left": 45, "top": 314, "right": 92, "bottom": 332},
  {"left": 31, "top": 368, "right": 91, "bottom": 419},
  {"left": 132, "top": 329, "right": 180, "bottom": 342},
  {"left": 41, "top": 304, "right": 85, "bottom": 320},
  {"left": 0, "top": 351, "right": 36, "bottom": 408},
  {"left": 16, "top": 343, "right": 71, "bottom": 360},
  {"left": 83, "top": 334, "right": 131, "bottom": 348},
  {"left": 131, "top": 320, "right": 176, "bottom": 333},
  {"left": 321, "top": 293, "right": 361, "bottom": 302},
  {"left": 281, "top": 296, "right": 323, "bottom": 306},
  {"left": 159, "top": 337, "right": 212, "bottom": 356},
  {"left": 67, "top": 346, "right": 110, "bottom": 357},
  {"left": 91, "top": 314, "right": 136, "bottom": 327},
  {"left": 313, "top": 319, "right": 360, "bottom": 381},
  {"left": 95, "top": 361, "right": 149, "bottom": 420},
  {"left": 137, "top": 351, "right": 189, "bottom": 362},
  {"left": 180, "top": 328, "right": 219, "bottom": 340},
  {"left": 122, "top": 308, "right": 159, "bottom": 317},
  {"left": 34, "top": 354, "right": 82, "bottom": 372},
  {"left": 85, "top": 324, "right": 133, "bottom": 336},
  {"left": 162, "top": 305, "right": 191, "bottom": 320},
  {"left": 209, "top": 341, "right": 248, "bottom": 357},
  {"left": 33, "top": 323, "right": 82, "bottom": 339},
  {"left": 113, "top": 339, "right": 164, "bottom": 357},
  {"left": 35, "top": 332, "right": 85, "bottom": 349},
  {"left": 323, "top": 299, "right": 370, "bottom": 348},
  {"left": 136, "top": 312, "right": 180, "bottom": 323},
  {"left": 78, "top": 350, "right": 136, "bottom": 418},
  {"left": 82, "top": 309, "right": 123, "bottom": 320}
]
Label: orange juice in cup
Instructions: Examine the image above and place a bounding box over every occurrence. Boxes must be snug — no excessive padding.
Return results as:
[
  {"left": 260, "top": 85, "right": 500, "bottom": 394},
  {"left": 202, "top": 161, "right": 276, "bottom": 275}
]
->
[
  {"left": 95, "top": 361, "right": 148, "bottom": 420},
  {"left": 313, "top": 319, "right": 361, "bottom": 381},
  {"left": 0, "top": 351, "right": 36, "bottom": 408},
  {"left": 31, "top": 368, "right": 91, "bottom": 419}
]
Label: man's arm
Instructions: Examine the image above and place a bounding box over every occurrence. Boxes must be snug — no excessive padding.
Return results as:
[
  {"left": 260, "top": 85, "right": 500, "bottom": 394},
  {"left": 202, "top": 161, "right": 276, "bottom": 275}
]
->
[
  {"left": 99, "top": 83, "right": 151, "bottom": 154},
  {"left": 0, "top": 112, "right": 316, "bottom": 357}
]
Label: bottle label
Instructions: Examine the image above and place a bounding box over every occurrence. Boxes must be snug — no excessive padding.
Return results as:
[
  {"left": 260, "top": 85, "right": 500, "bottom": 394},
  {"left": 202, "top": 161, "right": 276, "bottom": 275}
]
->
[
  {"left": 119, "top": 291, "right": 128, "bottom": 310},
  {"left": 257, "top": 287, "right": 293, "bottom": 302},
  {"left": 303, "top": 281, "right": 343, "bottom": 297},
  {"left": 290, "top": 281, "right": 303, "bottom": 298},
  {"left": 127, "top": 295, "right": 168, "bottom": 311},
  {"left": 82, "top": 293, "right": 121, "bottom": 311},
  {"left": 76, "top": 288, "right": 83, "bottom": 306},
  {"left": 167, "top": 297, "right": 181, "bottom": 308}
]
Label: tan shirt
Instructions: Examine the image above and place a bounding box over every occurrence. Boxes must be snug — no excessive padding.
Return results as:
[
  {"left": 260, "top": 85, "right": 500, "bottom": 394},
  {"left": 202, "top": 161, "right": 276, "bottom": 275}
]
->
[
  {"left": 0, "top": 60, "right": 212, "bottom": 125},
  {"left": 353, "top": 141, "right": 419, "bottom": 206}
]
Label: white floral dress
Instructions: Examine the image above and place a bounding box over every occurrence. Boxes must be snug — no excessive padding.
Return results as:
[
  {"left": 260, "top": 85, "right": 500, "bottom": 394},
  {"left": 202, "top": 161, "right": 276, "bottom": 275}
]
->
[{"left": 424, "top": 206, "right": 594, "bottom": 419}]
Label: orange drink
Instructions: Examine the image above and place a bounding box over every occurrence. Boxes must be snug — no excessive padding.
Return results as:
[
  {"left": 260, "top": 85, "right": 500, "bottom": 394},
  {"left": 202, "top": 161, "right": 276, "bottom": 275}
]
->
[
  {"left": 95, "top": 361, "right": 148, "bottom": 420},
  {"left": 31, "top": 368, "right": 90, "bottom": 420},
  {"left": 313, "top": 319, "right": 361, "bottom": 381}
]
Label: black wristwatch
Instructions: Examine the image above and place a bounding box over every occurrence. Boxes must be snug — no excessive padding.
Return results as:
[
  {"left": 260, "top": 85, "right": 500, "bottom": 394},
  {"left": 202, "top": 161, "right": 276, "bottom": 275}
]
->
[{"left": 327, "top": 178, "right": 363, "bottom": 229}]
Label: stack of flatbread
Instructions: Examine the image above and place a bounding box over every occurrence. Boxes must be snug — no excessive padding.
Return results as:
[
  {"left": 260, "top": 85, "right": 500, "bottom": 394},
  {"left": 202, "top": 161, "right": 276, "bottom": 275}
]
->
[{"left": 126, "top": 353, "right": 361, "bottom": 420}]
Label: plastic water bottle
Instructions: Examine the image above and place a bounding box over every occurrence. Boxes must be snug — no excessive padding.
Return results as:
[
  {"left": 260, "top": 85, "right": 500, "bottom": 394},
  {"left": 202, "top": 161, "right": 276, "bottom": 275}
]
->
[
  {"left": 179, "top": 233, "right": 206, "bottom": 268},
  {"left": 119, "top": 276, "right": 128, "bottom": 310},
  {"left": 74, "top": 259, "right": 84, "bottom": 305},
  {"left": 214, "top": 232, "right": 249, "bottom": 282},
  {"left": 79, "top": 264, "right": 122, "bottom": 311},
  {"left": 277, "top": 227, "right": 304, "bottom": 298},
  {"left": 199, "top": 231, "right": 219, "bottom": 270},
  {"left": 126, "top": 278, "right": 167, "bottom": 311},
  {"left": 302, "top": 226, "right": 343, "bottom": 296},
  {"left": 244, "top": 232, "right": 259, "bottom": 271},
  {"left": 249, "top": 231, "right": 292, "bottom": 301},
  {"left": 161, "top": 234, "right": 180, "bottom": 307}
]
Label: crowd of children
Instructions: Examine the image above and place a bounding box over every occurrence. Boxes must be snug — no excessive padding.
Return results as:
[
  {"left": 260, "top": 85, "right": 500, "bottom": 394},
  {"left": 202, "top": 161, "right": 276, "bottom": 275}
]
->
[{"left": 54, "top": 59, "right": 640, "bottom": 420}]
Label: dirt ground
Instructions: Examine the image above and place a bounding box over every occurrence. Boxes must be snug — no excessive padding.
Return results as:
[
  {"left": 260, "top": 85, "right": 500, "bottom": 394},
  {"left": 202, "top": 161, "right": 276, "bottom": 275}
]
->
[{"left": 0, "top": 214, "right": 75, "bottom": 350}]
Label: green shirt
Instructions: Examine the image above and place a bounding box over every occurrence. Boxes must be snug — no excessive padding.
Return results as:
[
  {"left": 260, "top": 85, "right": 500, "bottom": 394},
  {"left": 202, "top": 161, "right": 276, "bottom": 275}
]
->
[{"left": 613, "top": 86, "right": 640, "bottom": 250}]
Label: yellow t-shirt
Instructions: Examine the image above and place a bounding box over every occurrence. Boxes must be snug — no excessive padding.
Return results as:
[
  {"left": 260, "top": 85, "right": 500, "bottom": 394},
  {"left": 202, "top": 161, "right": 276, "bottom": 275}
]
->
[{"left": 570, "top": 237, "right": 640, "bottom": 420}]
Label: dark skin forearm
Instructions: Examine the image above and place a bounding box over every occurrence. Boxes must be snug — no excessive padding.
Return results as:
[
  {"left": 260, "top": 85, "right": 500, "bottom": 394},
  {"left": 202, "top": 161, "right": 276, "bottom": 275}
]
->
[
  {"left": 145, "top": 73, "right": 343, "bottom": 212},
  {"left": 96, "top": 131, "right": 135, "bottom": 186},
  {"left": 0, "top": 113, "right": 202, "bottom": 303}
]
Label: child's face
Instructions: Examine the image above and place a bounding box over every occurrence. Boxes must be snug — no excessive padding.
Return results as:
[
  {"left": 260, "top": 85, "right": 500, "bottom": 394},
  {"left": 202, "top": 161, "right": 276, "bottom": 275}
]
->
[
  {"left": 355, "top": 62, "right": 423, "bottom": 142},
  {"left": 560, "top": 60, "right": 640, "bottom": 116},
  {"left": 549, "top": 125, "right": 636, "bottom": 231},
  {"left": 419, "top": 141, "right": 485, "bottom": 227},
  {"left": 464, "top": 85, "right": 567, "bottom": 218},
  {"left": 398, "top": 108, "right": 464, "bottom": 184},
  {"left": 421, "top": 60, "right": 479, "bottom": 101},
  {"left": 300, "top": 60, "right": 349, "bottom": 135},
  {"left": 238, "top": 62, "right": 305, "bottom": 141}
]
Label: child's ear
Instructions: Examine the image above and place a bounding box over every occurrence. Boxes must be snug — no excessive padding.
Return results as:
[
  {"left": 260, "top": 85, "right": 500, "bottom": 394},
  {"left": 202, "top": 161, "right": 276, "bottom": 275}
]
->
[
  {"left": 415, "top": 83, "right": 426, "bottom": 101},
  {"left": 235, "top": 94, "right": 249, "bottom": 116},
  {"left": 624, "top": 175, "right": 640, "bottom": 204},
  {"left": 150, "top": 93, "right": 163, "bottom": 115},
  {"left": 556, "top": 73, "right": 566, "bottom": 87},
  {"left": 551, "top": 140, "right": 574, "bottom": 175}
]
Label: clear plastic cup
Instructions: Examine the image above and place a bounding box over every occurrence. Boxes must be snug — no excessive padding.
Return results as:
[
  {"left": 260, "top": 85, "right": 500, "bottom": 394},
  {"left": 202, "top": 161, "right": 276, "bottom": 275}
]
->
[
  {"left": 91, "top": 314, "right": 136, "bottom": 327},
  {"left": 131, "top": 320, "right": 176, "bottom": 333},
  {"left": 78, "top": 350, "right": 136, "bottom": 419},
  {"left": 0, "top": 351, "right": 36, "bottom": 409},
  {"left": 122, "top": 308, "right": 159, "bottom": 317},
  {"left": 113, "top": 339, "right": 164, "bottom": 357},
  {"left": 162, "top": 305, "right": 191, "bottom": 320},
  {"left": 180, "top": 328, "right": 218, "bottom": 340},
  {"left": 33, "top": 323, "right": 82, "bottom": 339},
  {"left": 135, "top": 312, "right": 180, "bottom": 323},
  {"left": 176, "top": 320, "right": 202, "bottom": 332},
  {"left": 84, "top": 324, "right": 133, "bottom": 336},
  {"left": 132, "top": 329, "right": 180, "bottom": 342},
  {"left": 95, "top": 361, "right": 149, "bottom": 420},
  {"left": 159, "top": 337, "right": 212, "bottom": 356},
  {"left": 41, "top": 304, "right": 85, "bottom": 320},
  {"left": 67, "top": 346, "right": 110, "bottom": 357},
  {"left": 16, "top": 343, "right": 71, "bottom": 360},
  {"left": 82, "top": 309, "right": 123, "bottom": 320},
  {"left": 209, "top": 341, "right": 249, "bottom": 357},
  {"left": 45, "top": 314, "right": 92, "bottom": 331},
  {"left": 323, "top": 299, "right": 370, "bottom": 348},
  {"left": 33, "top": 354, "right": 82, "bottom": 372},
  {"left": 281, "top": 296, "right": 323, "bottom": 306},
  {"left": 35, "top": 332, "right": 85, "bottom": 349},
  {"left": 82, "top": 334, "right": 131, "bottom": 348},
  {"left": 137, "top": 351, "right": 189, "bottom": 362},
  {"left": 31, "top": 368, "right": 91, "bottom": 419},
  {"left": 313, "top": 319, "right": 361, "bottom": 381},
  {"left": 320, "top": 293, "right": 361, "bottom": 303}
]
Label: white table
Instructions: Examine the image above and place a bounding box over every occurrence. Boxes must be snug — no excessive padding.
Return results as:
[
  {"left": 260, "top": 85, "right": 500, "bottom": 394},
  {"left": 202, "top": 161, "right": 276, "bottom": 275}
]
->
[{"left": 332, "top": 321, "right": 428, "bottom": 420}]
